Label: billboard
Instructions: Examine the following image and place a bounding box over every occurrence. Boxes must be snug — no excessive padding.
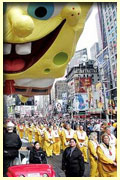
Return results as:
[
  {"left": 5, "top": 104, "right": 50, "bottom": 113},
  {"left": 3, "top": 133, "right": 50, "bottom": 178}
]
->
[
  {"left": 68, "top": 79, "right": 75, "bottom": 94},
  {"left": 74, "top": 77, "right": 91, "bottom": 93},
  {"left": 73, "top": 93, "right": 89, "bottom": 111},
  {"left": 79, "top": 78, "right": 92, "bottom": 87}
]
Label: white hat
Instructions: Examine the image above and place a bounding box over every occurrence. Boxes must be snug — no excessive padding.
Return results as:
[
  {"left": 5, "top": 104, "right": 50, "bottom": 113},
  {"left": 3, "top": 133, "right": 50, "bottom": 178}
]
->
[{"left": 6, "top": 121, "right": 15, "bottom": 128}]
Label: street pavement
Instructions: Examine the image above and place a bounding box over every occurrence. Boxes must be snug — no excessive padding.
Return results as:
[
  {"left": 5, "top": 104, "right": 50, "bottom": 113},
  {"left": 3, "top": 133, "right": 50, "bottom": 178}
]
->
[{"left": 21, "top": 138, "right": 90, "bottom": 177}]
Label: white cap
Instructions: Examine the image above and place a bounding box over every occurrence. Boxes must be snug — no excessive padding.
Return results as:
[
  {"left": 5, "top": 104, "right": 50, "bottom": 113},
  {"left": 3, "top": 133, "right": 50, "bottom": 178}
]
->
[{"left": 6, "top": 121, "right": 15, "bottom": 128}]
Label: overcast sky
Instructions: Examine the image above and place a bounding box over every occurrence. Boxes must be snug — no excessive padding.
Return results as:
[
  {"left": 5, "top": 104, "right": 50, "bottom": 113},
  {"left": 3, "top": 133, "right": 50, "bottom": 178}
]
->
[{"left": 76, "top": 3, "right": 98, "bottom": 58}]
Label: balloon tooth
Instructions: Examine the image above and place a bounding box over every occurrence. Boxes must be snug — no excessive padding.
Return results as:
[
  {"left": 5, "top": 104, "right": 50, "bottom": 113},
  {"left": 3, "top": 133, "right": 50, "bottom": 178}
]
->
[{"left": 16, "top": 42, "right": 31, "bottom": 55}]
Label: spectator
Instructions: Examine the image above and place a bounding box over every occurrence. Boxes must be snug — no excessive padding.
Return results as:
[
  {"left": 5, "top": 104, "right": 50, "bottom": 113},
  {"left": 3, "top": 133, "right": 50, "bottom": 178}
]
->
[
  {"left": 62, "top": 138, "right": 85, "bottom": 177},
  {"left": 29, "top": 141, "right": 47, "bottom": 164},
  {"left": 3, "top": 121, "right": 22, "bottom": 176}
]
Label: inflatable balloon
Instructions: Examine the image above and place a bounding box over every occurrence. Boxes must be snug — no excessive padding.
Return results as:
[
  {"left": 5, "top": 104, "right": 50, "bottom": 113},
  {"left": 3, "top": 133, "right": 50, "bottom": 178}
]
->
[
  {"left": 3, "top": 2, "right": 92, "bottom": 97},
  {"left": 18, "top": 95, "right": 29, "bottom": 103}
]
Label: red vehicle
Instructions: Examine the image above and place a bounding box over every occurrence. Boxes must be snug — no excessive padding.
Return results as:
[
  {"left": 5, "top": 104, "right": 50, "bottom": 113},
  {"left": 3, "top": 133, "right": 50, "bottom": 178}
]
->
[{"left": 7, "top": 164, "right": 56, "bottom": 177}]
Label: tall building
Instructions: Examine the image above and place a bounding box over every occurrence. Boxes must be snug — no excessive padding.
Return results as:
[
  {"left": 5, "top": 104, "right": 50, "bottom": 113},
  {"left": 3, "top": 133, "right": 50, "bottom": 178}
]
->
[
  {"left": 67, "top": 48, "right": 88, "bottom": 73},
  {"left": 55, "top": 80, "right": 68, "bottom": 100},
  {"left": 96, "top": 2, "right": 117, "bottom": 118},
  {"left": 66, "top": 49, "right": 99, "bottom": 117},
  {"left": 90, "top": 42, "right": 99, "bottom": 60}
]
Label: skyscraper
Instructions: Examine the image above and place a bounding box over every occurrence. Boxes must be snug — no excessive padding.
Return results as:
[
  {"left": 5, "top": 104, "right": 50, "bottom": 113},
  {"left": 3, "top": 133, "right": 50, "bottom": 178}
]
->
[{"left": 96, "top": 2, "right": 117, "bottom": 117}]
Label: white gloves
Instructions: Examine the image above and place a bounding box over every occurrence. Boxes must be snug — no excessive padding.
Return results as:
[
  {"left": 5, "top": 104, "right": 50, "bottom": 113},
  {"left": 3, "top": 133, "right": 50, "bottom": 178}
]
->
[{"left": 65, "top": 141, "right": 69, "bottom": 146}]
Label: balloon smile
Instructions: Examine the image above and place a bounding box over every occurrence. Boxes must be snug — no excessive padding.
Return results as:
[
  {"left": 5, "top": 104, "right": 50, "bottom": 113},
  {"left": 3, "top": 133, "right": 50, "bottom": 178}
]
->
[{"left": 3, "top": 19, "right": 66, "bottom": 74}]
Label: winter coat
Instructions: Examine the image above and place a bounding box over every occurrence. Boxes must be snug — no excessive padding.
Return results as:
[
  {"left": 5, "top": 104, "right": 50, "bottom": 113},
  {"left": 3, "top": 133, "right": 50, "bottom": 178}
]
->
[
  {"left": 3, "top": 132, "right": 22, "bottom": 159},
  {"left": 62, "top": 146, "right": 85, "bottom": 177},
  {"left": 29, "top": 147, "right": 47, "bottom": 164}
]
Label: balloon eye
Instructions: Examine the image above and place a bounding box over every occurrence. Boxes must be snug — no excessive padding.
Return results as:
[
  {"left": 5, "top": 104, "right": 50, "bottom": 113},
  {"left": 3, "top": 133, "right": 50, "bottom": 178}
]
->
[
  {"left": 35, "top": 7, "right": 47, "bottom": 18},
  {"left": 28, "top": 2, "right": 54, "bottom": 20}
]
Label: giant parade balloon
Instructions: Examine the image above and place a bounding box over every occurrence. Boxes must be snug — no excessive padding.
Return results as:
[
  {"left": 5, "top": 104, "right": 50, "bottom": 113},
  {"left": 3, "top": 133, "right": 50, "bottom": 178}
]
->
[{"left": 3, "top": 2, "right": 92, "bottom": 98}]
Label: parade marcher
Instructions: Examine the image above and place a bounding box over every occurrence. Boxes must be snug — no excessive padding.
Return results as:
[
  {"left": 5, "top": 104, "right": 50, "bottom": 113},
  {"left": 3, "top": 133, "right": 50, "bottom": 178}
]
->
[
  {"left": 38, "top": 124, "right": 45, "bottom": 149},
  {"left": 62, "top": 138, "right": 85, "bottom": 177},
  {"left": 24, "top": 122, "right": 29, "bottom": 139},
  {"left": 105, "top": 126, "right": 117, "bottom": 147},
  {"left": 59, "top": 123, "right": 65, "bottom": 151},
  {"left": 62, "top": 123, "right": 76, "bottom": 150},
  {"left": 34, "top": 124, "right": 39, "bottom": 142},
  {"left": 52, "top": 125, "right": 61, "bottom": 155},
  {"left": 3, "top": 121, "right": 22, "bottom": 176},
  {"left": 88, "top": 132, "right": 99, "bottom": 177},
  {"left": 18, "top": 122, "right": 25, "bottom": 139},
  {"left": 29, "top": 141, "right": 47, "bottom": 164},
  {"left": 43, "top": 127, "right": 55, "bottom": 157},
  {"left": 28, "top": 123, "right": 33, "bottom": 143},
  {"left": 97, "top": 133, "right": 117, "bottom": 177},
  {"left": 75, "top": 125, "right": 88, "bottom": 163}
]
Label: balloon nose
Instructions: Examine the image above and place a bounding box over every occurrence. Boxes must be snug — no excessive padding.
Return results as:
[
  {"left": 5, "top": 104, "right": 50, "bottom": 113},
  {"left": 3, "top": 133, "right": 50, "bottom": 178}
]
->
[{"left": 8, "top": 7, "right": 34, "bottom": 37}]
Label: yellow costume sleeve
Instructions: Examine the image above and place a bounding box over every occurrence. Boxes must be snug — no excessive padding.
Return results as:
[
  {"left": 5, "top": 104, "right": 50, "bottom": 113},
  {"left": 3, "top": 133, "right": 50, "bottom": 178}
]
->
[
  {"left": 58, "top": 129, "right": 61, "bottom": 136},
  {"left": 44, "top": 132, "right": 50, "bottom": 143},
  {"left": 52, "top": 136, "right": 55, "bottom": 143},
  {"left": 88, "top": 141, "right": 97, "bottom": 157},
  {"left": 84, "top": 135, "right": 88, "bottom": 145},
  {"left": 97, "top": 146, "right": 114, "bottom": 164},
  {"left": 74, "top": 132, "right": 80, "bottom": 147},
  {"left": 61, "top": 130, "right": 66, "bottom": 144}
]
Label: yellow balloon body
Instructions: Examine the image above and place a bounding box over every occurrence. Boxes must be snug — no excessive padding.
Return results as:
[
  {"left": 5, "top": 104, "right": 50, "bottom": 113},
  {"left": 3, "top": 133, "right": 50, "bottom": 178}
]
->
[
  {"left": 4, "top": 3, "right": 91, "bottom": 80},
  {"left": 3, "top": 2, "right": 92, "bottom": 99},
  {"left": 18, "top": 95, "right": 29, "bottom": 103}
]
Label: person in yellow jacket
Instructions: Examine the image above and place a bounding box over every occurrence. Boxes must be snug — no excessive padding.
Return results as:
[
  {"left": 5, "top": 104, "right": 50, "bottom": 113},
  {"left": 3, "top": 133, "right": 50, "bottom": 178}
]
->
[
  {"left": 97, "top": 133, "right": 117, "bottom": 177},
  {"left": 75, "top": 125, "right": 88, "bottom": 163},
  {"left": 88, "top": 132, "right": 99, "bottom": 177},
  {"left": 38, "top": 124, "right": 45, "bottom": 149},
  {"left": 62, "top": 123, "right": 76, "bottom": 150},
  {"left": 28, "top": 124, "right": 33, "bottom": 143},
  {"left": 43, "top": 127, "right": 55, "bottom": 157},
  {"left": 34, "top": 124, "right": 39, "bottom": 142},
  {"left": 24, "top": 122, "right": 29, "bottom": 139},
  {"left": 52, "top": 125, "right": 61, "bottom": 155},
  {"left": 59, "top": 123, "right": 65, "bottom": 151},
  {"left": 18, "top": 123, "right": 25, "bottom": 139}
]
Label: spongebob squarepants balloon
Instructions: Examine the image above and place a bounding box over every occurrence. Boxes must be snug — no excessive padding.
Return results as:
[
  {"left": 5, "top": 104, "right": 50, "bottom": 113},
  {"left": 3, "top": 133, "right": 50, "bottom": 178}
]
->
[{"left": 4, "top": 2, "right": 92, "bottom": 101}]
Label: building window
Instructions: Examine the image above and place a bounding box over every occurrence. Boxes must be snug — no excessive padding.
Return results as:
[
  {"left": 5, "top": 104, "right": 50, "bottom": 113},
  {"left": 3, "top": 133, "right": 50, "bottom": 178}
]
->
[
  {"left": 111, "top": 25, "right": 114, "bottom": 30},
  {"left": 112, "top": 32, "right": 115, "bottom": 37},
  {"left": 107, "top": 20, "right": 109, "bottom": 26},
  {"left": 112, "top": 3, "right": 114, "bottom": 10},
  {"left": 109, "top": 16, "right": 112, "bottom": 22},
  {"left": 114, "top": 19, "right": 117, "bottom": 26},
  {"left": 111, "top": 56, "right": 114, "bottom": 63}
]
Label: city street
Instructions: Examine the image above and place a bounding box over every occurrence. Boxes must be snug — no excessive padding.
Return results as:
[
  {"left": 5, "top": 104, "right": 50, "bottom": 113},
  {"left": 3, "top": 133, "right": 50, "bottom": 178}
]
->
[
  {"left": 3, "top": 2, "right": 117, "bottom": 178},
  {"left": 21, "top": 138, "right": 90, "bottom": 177}
]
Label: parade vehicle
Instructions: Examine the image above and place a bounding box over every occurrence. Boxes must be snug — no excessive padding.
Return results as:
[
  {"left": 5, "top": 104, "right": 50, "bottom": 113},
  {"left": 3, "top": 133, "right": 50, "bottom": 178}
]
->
[
  {"left": 7, "top": 164, "right": 56, "bottom": 177},
  {"left": 7, "top": 147, "right": 56, "bottom": 177}
]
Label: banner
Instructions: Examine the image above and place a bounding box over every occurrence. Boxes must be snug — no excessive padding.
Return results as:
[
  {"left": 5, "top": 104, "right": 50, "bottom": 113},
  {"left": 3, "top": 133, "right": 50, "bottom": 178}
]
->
[
  {"left": 74, "top": 77, "right": 91, "bottom": 93},
  {"left": 73, "top": 93, "right": 89, "bottom": 111},
  {"left": 68, "top": 79, "right": 75, "bottom": 94}
]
